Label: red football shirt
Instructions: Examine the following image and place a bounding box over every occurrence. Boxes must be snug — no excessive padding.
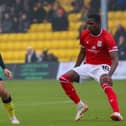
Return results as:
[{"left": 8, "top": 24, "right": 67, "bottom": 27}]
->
[{"left": 80, "top": 29, "right": 118, "bottom": 65}]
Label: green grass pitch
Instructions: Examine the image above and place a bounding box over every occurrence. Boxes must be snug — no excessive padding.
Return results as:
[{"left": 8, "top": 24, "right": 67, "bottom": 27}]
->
[{"left": 0, "top": 79, "right": 125, "bottom": 126}]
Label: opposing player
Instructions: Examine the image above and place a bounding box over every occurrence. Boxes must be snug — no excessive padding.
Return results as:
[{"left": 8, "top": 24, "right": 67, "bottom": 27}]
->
[
  {"left": 59, "top": 14, "right": 123, "bottom": 121},
  {"left": 0, "top": 54, "right": 20, "bottom": 124}
]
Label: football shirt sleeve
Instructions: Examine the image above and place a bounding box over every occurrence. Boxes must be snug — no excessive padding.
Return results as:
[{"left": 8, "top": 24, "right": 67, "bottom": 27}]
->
[{"left": 105, "top": 33, "right": 118, "bottom": 52}]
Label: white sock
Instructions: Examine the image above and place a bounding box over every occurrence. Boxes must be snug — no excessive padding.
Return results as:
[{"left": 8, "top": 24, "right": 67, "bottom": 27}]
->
[
  {"left": 113, "top": 112, "right": 121, "bottom": 116},
  {"left": 77, "top": 100, "right": 85, "bottom": 108}
]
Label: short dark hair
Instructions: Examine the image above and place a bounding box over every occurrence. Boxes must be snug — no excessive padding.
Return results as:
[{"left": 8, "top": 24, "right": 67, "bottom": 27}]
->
[{"left": 87, "top": 14, "right": 101, "bottom": 24}]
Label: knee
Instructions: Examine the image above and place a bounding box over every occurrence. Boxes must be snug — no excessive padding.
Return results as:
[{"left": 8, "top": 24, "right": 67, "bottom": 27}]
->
[
  {"left": 0, "top": 87, "right": 9, "bottom": 98},
  {"left": 59, "top": 74, "right": 71, "bottom": 84},
  {"left": 100, "top": 74, "right": 112, "bottom": 86},
  {"left": 2, "top": 95, "right": 12, "bottom": 103}
]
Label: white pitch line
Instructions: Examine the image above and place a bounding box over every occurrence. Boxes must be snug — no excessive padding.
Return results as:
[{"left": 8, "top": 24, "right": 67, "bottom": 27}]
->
[{"left": 15, "top": 100, "right": 72, "bottom": 106}]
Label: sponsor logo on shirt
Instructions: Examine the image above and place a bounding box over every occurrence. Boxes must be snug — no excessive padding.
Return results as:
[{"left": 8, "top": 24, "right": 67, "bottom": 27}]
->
[
  {"left": 92, "top": 46, "right": 96, "bottom": 49},
  {"left": 88, "top": 46, "right": 99, "bottom": 53},
  {"left": 97, "top": 40, "right": 102, "bottom": 47}
]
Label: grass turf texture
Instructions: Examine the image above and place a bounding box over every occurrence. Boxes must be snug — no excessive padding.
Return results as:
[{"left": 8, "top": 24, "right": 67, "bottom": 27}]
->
[{"left": 0, "top": 79, "right": 125, "bottom": 126}]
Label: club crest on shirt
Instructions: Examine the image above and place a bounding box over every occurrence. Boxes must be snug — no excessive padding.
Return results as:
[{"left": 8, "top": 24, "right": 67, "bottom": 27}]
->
[{"left": 97, "top": 40, "right": 102, "bottom": 47}]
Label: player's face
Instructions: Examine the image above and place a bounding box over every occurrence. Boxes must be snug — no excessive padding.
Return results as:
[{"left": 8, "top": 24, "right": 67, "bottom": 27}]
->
[{"left": 86, "top": 18, "right": 100, "bottom": 34}]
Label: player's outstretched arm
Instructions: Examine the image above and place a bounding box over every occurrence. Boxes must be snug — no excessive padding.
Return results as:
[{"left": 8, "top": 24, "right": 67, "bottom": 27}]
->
[
  {"left": 0, "top": 54, "right": 13, "bottom": 80},
  {"left": 74, "top": 47, "right": 85, "bottom": 67},
  {"left": 109, "top": 51, "right": 119, "bottom": 76}
]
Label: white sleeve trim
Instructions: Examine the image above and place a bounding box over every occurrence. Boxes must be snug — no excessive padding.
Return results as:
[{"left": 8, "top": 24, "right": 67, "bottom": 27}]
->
[{"left": 109, "top": 49, "right": 118, "bottom": 52}]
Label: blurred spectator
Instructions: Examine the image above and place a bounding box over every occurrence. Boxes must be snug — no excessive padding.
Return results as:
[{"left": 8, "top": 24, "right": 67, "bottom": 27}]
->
[
  {"left": 38, "top": 49, "right": 49, "bottom": 62},
  {"left": 46, "top": 0, "right": 56, "bottom": 5},
  {"left": 79, "top": 6, "right": 89, "bottom": 22},
  {"left": 69, "top": 0, "right": 84, "bottom": 13},
  {"left": 12, "top": 16, "right": 19, "bottom": 32},
  {"left": 88, "top": 0, "right": 100, "bottom": 15},
  {"left": 25, "top": 46, "right": 38, "bottom": 63},
  {"left": 52, "top": 9, "right": 69, "bottom": 31},
  {"left": 46, "top": 4, "right": 55, "bottom": 22},
  {"left": 0, "top": 1, "right": 4, "bottom": 5},
  {"left": 108, "top": 0, "right": 117, "bottom": 11},
  {"left": 114, "top": 24, "right": 126, "bottom": 43},
  {"left": 108, "top": 0, "right": 126, "bottom": 11},
  {"left": 18, "top": 11, "right": 31, "bottom": 32},
  {"left": 1, "top": 12, "right": 14, "bottom": 33},
  {"left": 77, "top": 22, "right": 87, "bottom": 39},
  {"left": 13, "top": 0, "right": 24, "bottom": 15},
  {"left": 49, "top": 1, "right": 69, "bottom": 31},
  {"left": 47, "top": 53, "right": 59, "bottom": 62},
  {"left": 1, "top": 0, "right": 125, "bottom": 34},
  {"left": 0, "top": 6, "right": 3, "bottom": 32},
  {"left": 117, "top": 36, "right": 126, "bottom": 60},
  {"left": 31, "top": 2, "right": 47, "bottom": 23},
  {"left": 77, "top": 6, "right": 89, "bottom": 39},
  {"left": 39, "top": 49, "right": 58, "bottom": 62},
  {"left": 116, "top": 0, "right": 126, "bottom": 10}
]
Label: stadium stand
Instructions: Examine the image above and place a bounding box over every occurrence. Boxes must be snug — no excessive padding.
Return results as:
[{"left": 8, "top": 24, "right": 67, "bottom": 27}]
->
[
  {"left": 0, "top": 0, "right": 126, "bottom": 63},
  {"left": 108, "top": 11, "right": 126, "bottom": 34},
  {"left": 28, "top": 23, "right": 52, "bottom": 32},
  {"left": 0, "top": 31, "right": 80, "bottom": 63}
]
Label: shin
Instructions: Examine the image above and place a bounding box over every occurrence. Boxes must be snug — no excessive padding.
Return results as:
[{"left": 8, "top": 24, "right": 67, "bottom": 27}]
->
[
  {"left": 100, "top": 75, "right": 119, "bottom": 112},
  {"left": 59, "top": 74, "right": 80, "bottom": 104}
]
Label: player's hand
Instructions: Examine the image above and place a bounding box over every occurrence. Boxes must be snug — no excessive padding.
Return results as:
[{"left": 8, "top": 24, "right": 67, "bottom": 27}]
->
[{"left": 3, "top": 68, "right": 13, "bottom": 80}]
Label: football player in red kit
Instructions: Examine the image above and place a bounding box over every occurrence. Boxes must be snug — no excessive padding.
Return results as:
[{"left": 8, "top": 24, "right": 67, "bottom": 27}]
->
[{"left": 59, "top": 14, "right": 123, "bottom": 121}]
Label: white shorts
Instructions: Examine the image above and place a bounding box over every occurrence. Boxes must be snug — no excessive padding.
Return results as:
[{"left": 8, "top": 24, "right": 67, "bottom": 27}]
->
[{"left": 72, "top": 64, "right": 111, "bottom": 83}]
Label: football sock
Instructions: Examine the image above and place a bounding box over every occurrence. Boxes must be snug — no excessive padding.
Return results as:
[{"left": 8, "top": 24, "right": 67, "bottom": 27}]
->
[
  {"left": 77, "top": 100, "right": 85, "bottom": 107},
  {"left": 101, "top": 82, "right": 119, "bottom": 112},
  {"left": 2, "top": 96, "right": 16, "bottom": 118},
  {"left": 59, "top": 74, "right": 80, "bottom": 104}
]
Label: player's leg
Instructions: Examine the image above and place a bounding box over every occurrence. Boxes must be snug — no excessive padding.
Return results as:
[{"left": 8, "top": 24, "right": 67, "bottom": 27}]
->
[
  {"left": 59, "top": 67, "right": 88, "bottom": 121},
  {"left": 100, "top": 74, "right": 123, "bottom": 121},
  {"left": 0, "top": 79, "right": 20, "bottom": 124},
  {"left": 59, "top": 70, "right": 80, "bottom": 104},
  {"left": 89, "top": 65, "right": 123, "bottom": 121}
]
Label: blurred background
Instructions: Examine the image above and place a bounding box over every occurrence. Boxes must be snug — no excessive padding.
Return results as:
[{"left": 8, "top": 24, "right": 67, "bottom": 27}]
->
[
  {"left": 0, "top": 2, "right": 125, "bottom": 126},
  {"left": 0, "top": 0, "right": 126, "bottom": 79}
]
